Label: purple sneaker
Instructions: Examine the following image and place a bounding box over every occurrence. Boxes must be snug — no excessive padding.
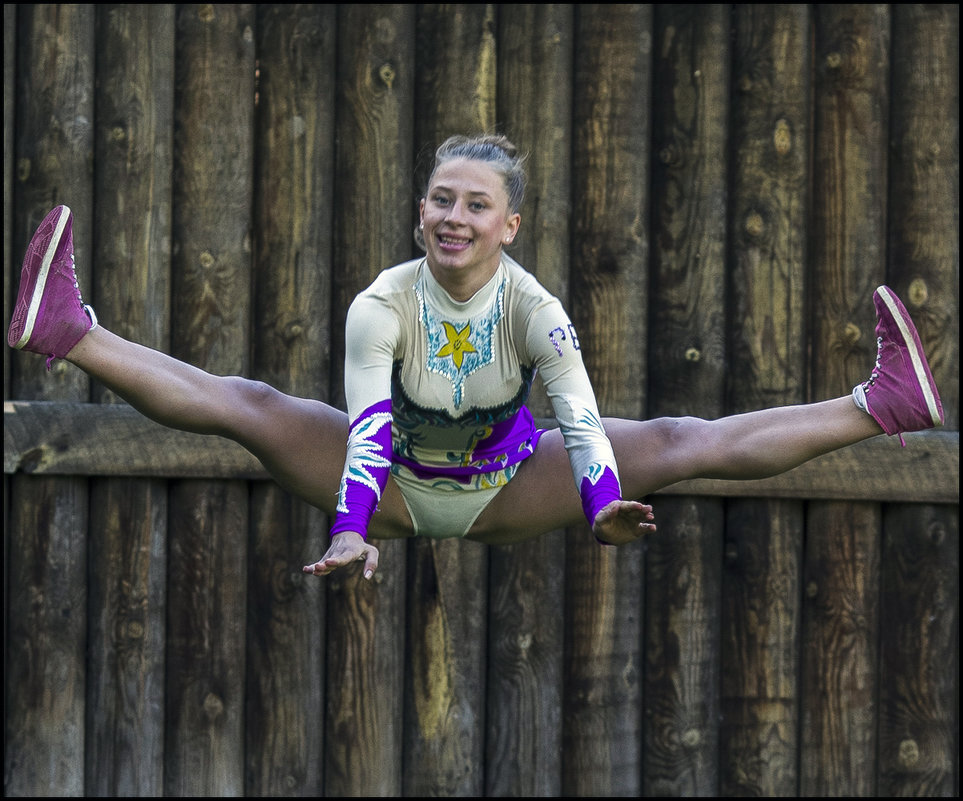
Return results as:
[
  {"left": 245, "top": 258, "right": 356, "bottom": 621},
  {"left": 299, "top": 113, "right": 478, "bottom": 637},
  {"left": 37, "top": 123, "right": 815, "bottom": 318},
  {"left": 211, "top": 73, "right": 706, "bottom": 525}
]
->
[
  {"left": 8, "top": 205, "right": 97, "bottom": 368},
  {"left": 854, "top": 285, "right": 944, "bottom": 444}
]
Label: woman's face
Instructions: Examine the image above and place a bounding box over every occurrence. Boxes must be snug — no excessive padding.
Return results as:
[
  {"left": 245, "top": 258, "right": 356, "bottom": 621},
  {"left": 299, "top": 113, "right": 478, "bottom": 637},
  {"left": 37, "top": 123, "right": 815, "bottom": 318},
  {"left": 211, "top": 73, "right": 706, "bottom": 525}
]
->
[{"left": 419, "top": 157, "right": 520, "bottom": 300}]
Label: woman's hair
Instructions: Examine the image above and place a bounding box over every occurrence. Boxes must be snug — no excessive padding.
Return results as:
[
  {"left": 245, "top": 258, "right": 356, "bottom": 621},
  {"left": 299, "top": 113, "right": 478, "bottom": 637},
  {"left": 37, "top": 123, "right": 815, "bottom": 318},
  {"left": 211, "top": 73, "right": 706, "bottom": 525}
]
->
[
  {"left": 429, "top": 134, "right": 527, "bottom": 213},
  {"left": 415, "top": 133, "right": 527, "bottom": 251}
]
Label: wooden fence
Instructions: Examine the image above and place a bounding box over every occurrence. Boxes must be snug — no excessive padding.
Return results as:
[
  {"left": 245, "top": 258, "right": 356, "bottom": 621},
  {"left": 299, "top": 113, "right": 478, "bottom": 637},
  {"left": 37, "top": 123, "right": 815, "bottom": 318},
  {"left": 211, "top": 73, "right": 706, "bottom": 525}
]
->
[{"left": 3, "top": 4, "right": 958, "bottom": 797}]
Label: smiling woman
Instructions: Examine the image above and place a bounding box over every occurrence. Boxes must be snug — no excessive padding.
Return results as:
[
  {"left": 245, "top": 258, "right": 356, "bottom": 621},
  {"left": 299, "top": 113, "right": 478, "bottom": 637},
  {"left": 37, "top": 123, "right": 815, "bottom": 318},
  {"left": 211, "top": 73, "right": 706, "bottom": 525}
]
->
[{"left": 6, "top": 134, "right": 945, "bottom": 582}]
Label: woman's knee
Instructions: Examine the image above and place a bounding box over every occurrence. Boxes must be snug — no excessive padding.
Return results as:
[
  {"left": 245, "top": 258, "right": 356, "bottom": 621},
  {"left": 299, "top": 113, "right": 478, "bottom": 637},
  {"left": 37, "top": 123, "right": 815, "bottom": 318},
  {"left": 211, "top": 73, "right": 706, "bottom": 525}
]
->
[
  {"left": 608, "top": 415, "right": 713, "bottom": 494},
  {"left": 210, "top": 375, "right": 303, "bottom": 438}
]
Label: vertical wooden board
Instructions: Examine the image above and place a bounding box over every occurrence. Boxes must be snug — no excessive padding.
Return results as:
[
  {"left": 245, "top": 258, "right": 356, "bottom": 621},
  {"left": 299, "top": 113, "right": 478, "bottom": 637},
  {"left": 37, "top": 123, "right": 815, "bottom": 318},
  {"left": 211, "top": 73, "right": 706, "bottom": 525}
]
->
[
  {"left": 2, "top": 7, "right": 12, "bottom": 791},
  {"left": 246, "top": 484, "right": 327, "bottom": 796},
  {"left": 496, "top": 4, "right": 573, "bottom": 302},
  {"left": 323, "top": 560, "right": 407, "bottom": 796},
  {"left": 485, "top": 6, "right": 573, "bottom": 796},
  {"left": 802, "top": 5, "right": 890, "bottom": 796},
  {"left": 722, "top": 5, "right": 811, "bottom": 796},
  {"left": 563, "top": 4, "right": 652, "bottom": 797},
  {"left": 728, "top": 3, "right": 810, "bottom": 403},
  {"left": 887, "top": 5, "right": 959, "bottom": 431},
  {"left": 3, "top": 5, "right": 16, "bottom": 790},
  {"left": 880, "top": 10, "right": 959, "bottom": 797},
  {"left": 86, "top": 479, "right": 168, "bottom": 796},
  {"left": 330, "top": 4, "right": 416, "bottom": 410},
  {"left": 246, "top": 5, "right": 335, "bottom": 795},
  {"left": 570, "top": 4, "right": 651, "bottom": 417},
  {"left": 3, "top": 4, "right": 15, "bottom": 398},
  {"left": 810, "top": 3, "right": 890, "bottom": 387},
  {"left": 641, "top": 497, "right": 724, "bottom": 796},
  {"left": 3, "top": 478, "right": 88, "bottom": 797},
  {"left": 485, "top": 538, "right": 565, "bottom": 797},
  {"left": 404, "top": 538, "right": 490, "bottom": 796},
  {"left": 413, "top": 4, "right": 497, "bottom": 152},
  {"left": 5, "top": 6, "right": 94, "bottom": 797},
  {"left": 165, "top": 481, "right": 249, "bottom": 796},
  {"left": 643, "top": 4, "right": 729, "bottom": 796},
  {"left": 647, "top": 4, "right": 729, "bottom": 419},
  {"left": 164, "top": 5, "right": 256, "bottom": 796},
  {"left": 562, "top": 537, "right": 645, "bottom": 795},
  {"left": 84, "top": 6, "right": 174, "bottom": 796},
  {"left": 800, "top": 503, "right": 882, "bottom": 796},
  {"left": 11, "top": 3, "right": 94, "bottom": 401},
  {"left": 404, "top": 6, "right": 497, "bottom": 795},
  {"left": 878, "top": 504, "right": 958, "bottom": 796},
  {"left": 720, "top": 500, "right": 803, "bottom": 796},
  {"left": 325, "top": 5, "right": 414, "bottom": 796}
]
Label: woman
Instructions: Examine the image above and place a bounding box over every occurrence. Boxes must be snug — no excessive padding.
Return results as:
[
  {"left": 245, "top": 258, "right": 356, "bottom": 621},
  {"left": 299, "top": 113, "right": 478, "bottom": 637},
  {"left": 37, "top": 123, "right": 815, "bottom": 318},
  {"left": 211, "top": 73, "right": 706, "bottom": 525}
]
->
[{"left": 8, "top": 135, "right": 944, "bottom": 581}]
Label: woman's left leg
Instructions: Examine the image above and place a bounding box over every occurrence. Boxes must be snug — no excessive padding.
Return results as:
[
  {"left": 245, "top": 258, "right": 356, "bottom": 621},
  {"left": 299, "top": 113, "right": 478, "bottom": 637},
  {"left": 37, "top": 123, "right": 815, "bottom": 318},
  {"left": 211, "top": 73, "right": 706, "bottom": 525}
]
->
[
  {"left": 469, "top": 396, "right": 882, "bottom": 545},
  {"left": 471, "top": 283, "right": 943, "bottom": 545}
]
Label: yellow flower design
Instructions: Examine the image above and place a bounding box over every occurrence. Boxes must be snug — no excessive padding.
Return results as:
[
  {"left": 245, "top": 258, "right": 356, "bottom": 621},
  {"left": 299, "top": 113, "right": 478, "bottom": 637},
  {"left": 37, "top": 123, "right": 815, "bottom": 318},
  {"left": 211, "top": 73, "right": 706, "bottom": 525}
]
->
[{"left": 435, "top": 321, "right": 477, "bottom": 370}]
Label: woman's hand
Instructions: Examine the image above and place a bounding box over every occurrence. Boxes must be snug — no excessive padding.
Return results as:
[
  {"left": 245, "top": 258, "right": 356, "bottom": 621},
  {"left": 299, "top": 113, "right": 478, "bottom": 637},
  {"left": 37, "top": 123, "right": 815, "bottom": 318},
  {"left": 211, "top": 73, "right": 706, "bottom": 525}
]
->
[
  {"left": 592, "top": 500, "right": 656, "bottom": 546},
  {"left": 302, "top": 531, "right": 380, "bottom": 579}
]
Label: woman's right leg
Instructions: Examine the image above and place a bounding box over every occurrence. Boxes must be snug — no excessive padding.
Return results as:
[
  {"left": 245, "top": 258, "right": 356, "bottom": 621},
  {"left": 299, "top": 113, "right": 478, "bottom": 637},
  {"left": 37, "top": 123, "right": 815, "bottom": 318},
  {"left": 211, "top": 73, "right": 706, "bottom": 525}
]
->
[
  {"left": 61, "top": 328, "right": 414, "bottom": 537},
  {"left": 8, "top": 205, "right": 413, "bottom": 537}
]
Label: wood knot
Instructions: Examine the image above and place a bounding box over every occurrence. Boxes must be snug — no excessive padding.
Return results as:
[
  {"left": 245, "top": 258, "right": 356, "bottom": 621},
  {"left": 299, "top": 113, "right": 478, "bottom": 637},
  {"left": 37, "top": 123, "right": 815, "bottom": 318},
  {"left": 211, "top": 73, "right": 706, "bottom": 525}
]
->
[
  {"left": 203, "top": 692, "right": 225, "bottom": 720},
  {"left": 907, "top": 278, "right": 928, "bottom": 307},
  {"left": 898, "top": 738, "right": 919, "bottom": 768},
  {"left": 378, "top": 63, "right": 396, "bottom": 89},
  {"left": 773, "top": 118, "right": 792, "bottom": 156},
  {"left": 681, "top": 728, "right": 701, "bottom": 748},
  {"left": 744, "top": 210, "right": 765, "bottom": 239}
]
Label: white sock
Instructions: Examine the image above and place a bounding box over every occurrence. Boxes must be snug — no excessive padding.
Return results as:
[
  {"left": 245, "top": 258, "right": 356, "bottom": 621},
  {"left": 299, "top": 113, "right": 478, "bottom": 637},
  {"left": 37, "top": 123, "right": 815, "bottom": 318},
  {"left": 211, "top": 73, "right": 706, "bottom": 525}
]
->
[{"left": 852, "top": 383, "right": 868, "bottom": 413}]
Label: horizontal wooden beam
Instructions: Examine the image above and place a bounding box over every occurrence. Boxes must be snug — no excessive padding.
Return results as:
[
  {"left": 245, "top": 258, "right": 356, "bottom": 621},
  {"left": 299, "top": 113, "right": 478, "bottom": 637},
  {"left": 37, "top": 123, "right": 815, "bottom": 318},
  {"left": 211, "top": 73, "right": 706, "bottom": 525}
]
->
[{"left": 4, "top": 400, "right": 959, "bottom": 504}]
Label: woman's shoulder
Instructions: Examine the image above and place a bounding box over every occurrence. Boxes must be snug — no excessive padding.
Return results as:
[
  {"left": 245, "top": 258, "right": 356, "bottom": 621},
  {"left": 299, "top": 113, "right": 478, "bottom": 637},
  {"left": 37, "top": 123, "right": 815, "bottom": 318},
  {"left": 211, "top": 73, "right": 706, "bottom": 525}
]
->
[
  {"left": 357, "top": 257, "right": 424, "bottom": 300},
  {"left": 501, "top": 254, "right": 557, "bottom": 301},
  {"left": 501, "top": 254, "right": 566, "bottom": 321}
]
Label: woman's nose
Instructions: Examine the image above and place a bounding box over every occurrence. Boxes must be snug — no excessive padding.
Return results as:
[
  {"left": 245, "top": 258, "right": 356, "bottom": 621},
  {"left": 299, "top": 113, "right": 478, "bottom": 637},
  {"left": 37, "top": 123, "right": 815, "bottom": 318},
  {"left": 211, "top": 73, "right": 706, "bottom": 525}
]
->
[{"left": 445, "top": 200, "right": 464, "bottom": 223}]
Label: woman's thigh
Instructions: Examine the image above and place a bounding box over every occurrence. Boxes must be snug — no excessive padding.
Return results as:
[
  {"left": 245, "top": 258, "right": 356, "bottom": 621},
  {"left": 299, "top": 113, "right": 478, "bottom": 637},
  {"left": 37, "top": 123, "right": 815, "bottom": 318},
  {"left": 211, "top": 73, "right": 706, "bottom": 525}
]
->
[
  {"left": 468, "top": 416, "right": 692, "bottom": 545},
  {"left": 226, "top": 382, "right": 413, "bottom": 539}
]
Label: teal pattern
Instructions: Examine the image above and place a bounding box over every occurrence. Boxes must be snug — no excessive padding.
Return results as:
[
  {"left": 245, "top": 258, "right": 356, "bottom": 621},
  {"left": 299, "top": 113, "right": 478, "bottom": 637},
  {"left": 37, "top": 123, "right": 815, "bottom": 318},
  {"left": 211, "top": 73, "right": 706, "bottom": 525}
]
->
[{"left": 416, "top": 277, "right": 507, "bottom": 408}]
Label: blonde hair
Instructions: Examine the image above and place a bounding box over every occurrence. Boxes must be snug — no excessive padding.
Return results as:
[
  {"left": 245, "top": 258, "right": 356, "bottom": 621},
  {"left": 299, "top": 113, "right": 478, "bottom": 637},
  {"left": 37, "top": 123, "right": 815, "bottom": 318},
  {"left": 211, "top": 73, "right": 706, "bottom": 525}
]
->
[{"left": 415, "top": 134, "right": 527, "bottom": 250}]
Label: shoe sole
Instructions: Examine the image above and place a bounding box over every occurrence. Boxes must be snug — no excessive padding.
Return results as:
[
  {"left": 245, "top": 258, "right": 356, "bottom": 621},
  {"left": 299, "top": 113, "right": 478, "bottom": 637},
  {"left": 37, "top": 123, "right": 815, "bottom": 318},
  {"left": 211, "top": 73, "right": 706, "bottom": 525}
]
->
[
  {"left": 10, "top": 206, "right": 71, "bottom": 350},
  {"left": 876, "top": 285, "right": 943, "bottom": 426}
]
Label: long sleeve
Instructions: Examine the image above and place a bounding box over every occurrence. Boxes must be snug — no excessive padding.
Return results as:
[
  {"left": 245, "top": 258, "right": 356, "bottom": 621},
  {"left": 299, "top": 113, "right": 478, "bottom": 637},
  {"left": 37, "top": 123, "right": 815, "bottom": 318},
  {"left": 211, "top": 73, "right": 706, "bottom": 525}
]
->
[
  {"left": 330, "top": 293, "right": 401, "bottom": 540},
  {"left": 524, "top": 298, "right": 622, "bottom": 527}
]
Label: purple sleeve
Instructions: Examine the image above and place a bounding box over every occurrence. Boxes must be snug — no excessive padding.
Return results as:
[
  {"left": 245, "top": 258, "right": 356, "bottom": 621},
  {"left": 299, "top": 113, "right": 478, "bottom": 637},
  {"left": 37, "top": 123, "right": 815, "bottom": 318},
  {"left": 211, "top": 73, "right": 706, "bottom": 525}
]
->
[
  {"left": 329, "top": 399, "right": 394, "bottom": 541},
  {"left": 579, "top": 464, "right": 622, "bottom": 531}
]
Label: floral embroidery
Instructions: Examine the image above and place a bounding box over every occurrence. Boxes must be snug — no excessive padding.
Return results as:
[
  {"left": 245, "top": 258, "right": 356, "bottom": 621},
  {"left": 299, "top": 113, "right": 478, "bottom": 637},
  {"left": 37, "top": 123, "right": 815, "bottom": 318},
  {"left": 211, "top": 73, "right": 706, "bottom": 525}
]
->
[
  {"left": 417, "top": 277, "right": 506, "bottom": 407},
  {"left": 435, "top": 321, "right": 477, "bottom": 370}
]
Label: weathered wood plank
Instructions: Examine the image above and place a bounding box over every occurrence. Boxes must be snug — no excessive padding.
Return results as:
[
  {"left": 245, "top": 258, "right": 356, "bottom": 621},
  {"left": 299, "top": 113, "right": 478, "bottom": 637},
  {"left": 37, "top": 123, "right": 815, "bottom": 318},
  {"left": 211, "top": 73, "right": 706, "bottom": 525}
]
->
[
  {"left": 644, "top": 4, "right": 731, "bottom": 795},
  {"left": 878, "top": 6, "right": 960, "bottom": 797},
  {"left": 245, "top": 5, "right": 334, "bottom": 796},
  {"left": 323, "top": 4, "right": 414, "bottom": 796},
  {"left": 485, "top": 4, "right": 573, "bottom": 797},
  {"left": 403, "top": 5, "right": 496, "bottom": 796},
  {"left": 5, "top": 400, "right": 959, "bottom": 503},
  {"left": 878, "top": 504, "right": 959, "bottom": 796},
  {"left": 163, "top": 5, "right": 255, "bottom": 796},
  {"left": 802, "top": 5, "right": 890, "bottom": 796},
  {"left": 84, "top": 4, "right": 174, "bottom": 796},
  {"left": 4, "top": 5, "right": 94, "bottom": 797},
  {"left": 721, "top": 5, "right": 811, "bottom": 795},
  {"left": 563, "top": 4, "right": 652, "bottom": 797}
]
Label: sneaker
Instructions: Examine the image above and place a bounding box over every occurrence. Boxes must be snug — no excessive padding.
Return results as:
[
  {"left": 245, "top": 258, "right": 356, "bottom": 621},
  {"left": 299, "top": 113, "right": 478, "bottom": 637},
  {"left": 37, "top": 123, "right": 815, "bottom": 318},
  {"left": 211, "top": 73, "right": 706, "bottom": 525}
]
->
[
  {"left": 7, "top": 205, "right": 97, "bottom": 369},
  {"left": 853, "top": 285, "right": 943, "bottom": 444}
]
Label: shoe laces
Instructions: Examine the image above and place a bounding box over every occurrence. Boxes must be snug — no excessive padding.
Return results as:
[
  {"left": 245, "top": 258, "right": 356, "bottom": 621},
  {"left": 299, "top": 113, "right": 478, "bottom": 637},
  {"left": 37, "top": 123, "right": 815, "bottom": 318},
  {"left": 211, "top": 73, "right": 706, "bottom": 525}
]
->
[{"left": 864, "top": 335, "right": 884, "bottom": 389}]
